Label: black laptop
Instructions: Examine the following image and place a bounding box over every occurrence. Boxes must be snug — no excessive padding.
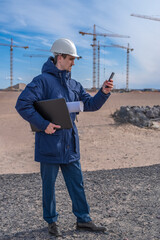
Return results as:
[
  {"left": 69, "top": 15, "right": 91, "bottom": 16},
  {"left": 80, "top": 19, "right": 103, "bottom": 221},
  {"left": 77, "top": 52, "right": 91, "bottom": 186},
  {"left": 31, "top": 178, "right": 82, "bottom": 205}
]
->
[{"left": 30, "top": 98, "right": 73, "bottom": 132}]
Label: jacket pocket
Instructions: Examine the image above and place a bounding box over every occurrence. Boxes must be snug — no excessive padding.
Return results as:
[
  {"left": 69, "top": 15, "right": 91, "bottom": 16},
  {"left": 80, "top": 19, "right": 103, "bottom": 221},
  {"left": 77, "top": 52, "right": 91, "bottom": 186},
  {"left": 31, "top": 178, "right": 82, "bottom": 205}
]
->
[{"left": 38, "top": 132, "right": 61, "bottom": 157}]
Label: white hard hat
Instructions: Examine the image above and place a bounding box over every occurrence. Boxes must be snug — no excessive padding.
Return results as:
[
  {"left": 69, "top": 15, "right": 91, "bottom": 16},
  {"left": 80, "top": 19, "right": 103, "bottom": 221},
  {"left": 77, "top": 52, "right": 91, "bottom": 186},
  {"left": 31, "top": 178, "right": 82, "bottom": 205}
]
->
[{"left": 50, "top": 38, "right": 79, "bottom": 58}]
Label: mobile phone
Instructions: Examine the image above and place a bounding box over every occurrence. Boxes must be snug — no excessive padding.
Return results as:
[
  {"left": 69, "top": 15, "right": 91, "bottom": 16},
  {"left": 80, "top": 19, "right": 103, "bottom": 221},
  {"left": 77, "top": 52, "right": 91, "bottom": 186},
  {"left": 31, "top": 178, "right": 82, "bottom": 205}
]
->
[
  {"left": 108, "top": 72, "right": 115, "bottom": 81},
  {"left": 105, "top": 72, "right": 115, "bottom": 88}
]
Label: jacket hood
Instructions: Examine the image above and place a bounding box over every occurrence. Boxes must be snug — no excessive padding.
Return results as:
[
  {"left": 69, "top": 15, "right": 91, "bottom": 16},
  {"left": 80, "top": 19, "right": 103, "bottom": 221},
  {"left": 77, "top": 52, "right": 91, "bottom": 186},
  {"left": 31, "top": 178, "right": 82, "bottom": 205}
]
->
[{"left": 41, "top": 56, "right": 71, "bottom": 80}]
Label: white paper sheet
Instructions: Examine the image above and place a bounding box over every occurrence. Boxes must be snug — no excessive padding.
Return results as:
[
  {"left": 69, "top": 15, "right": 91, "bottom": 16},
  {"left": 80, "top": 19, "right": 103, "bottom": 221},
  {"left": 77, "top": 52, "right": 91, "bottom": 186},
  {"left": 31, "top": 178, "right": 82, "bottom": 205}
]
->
[{"left": 66, "top": 101, "right": 84, "bottom": 113}]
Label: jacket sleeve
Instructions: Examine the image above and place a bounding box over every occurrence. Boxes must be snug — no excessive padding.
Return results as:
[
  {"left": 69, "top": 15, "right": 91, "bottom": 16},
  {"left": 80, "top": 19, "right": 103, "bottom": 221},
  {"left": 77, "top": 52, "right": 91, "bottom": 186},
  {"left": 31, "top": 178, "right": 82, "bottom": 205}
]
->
[
  {"left": 79, "top": 84, "right": 111, "bottom": 112},
  {"left": 15, "top": 76, "right": 50, "bottom": 131}
]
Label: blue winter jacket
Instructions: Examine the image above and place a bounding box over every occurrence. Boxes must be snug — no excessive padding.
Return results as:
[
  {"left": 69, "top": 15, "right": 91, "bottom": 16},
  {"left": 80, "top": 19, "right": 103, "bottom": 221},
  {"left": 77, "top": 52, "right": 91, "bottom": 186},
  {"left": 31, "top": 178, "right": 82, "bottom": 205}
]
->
[{"left": 15, "top": 57, "right": 111, "bottom": 164}]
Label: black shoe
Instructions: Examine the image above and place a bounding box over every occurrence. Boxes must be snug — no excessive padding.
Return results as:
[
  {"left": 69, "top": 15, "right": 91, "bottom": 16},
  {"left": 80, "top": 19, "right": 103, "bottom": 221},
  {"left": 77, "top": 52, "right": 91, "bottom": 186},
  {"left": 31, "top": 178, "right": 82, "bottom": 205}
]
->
[
  {"left": 48, "top": 222, "right": 61, "bottom": 237},
  {"left": 76, "top": 221, "right": 106, "bottom": 232}
]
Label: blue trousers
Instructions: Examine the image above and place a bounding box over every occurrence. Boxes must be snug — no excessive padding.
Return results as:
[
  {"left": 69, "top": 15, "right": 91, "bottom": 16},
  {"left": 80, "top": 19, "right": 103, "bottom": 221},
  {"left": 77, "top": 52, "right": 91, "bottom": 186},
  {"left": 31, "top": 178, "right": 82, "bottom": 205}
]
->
[{"left": 40, "top": 160, "right": 92, "bottom": 224}]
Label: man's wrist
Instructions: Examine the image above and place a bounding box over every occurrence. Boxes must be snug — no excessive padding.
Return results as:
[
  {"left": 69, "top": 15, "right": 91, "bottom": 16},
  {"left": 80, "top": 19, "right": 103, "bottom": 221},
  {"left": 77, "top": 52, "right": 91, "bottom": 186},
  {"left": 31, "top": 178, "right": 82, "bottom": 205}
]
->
[{"left": 100, "top": 87, "right": 111, "bottom": 96}]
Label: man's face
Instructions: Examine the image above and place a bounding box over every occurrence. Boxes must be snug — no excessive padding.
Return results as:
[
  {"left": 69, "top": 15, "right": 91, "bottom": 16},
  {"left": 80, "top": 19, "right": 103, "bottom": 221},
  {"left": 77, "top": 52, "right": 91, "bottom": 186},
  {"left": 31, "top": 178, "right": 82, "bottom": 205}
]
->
[{"left": 58, "top": 55, "right": 75, "bottom": 72}]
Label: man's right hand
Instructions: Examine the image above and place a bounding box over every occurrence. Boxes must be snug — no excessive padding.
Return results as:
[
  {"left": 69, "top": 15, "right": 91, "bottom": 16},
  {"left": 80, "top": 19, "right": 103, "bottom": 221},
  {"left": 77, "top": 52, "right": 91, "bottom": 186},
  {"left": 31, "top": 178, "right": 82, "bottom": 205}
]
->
[{"left": 45, "top": 123, "right": 61, "bottom": 134}]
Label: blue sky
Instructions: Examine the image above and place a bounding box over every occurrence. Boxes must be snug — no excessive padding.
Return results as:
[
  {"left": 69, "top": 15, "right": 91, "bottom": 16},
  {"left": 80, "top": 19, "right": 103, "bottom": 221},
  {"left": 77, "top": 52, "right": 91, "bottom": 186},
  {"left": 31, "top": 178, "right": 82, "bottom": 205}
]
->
[{"left": 0, "top": 0, "right": 160, "bottom": 90}]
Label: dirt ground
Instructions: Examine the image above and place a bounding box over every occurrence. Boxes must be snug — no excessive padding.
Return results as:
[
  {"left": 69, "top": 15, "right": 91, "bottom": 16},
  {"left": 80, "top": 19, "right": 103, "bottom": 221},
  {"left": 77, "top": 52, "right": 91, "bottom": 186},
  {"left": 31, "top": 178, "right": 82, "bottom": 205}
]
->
[
  {"left": 0, "top": 90, "right": 160, "bottom": 240},
  {"left": 0, "top": 90, "right": 160, "bottom": 174}
]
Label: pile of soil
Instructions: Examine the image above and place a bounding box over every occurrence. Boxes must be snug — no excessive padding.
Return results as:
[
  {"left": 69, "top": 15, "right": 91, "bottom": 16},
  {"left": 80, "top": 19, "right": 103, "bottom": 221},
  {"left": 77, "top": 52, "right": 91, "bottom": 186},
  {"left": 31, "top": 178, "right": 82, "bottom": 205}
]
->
[{"left": 112, "top": 105, "right": 160, "bottom": 128}]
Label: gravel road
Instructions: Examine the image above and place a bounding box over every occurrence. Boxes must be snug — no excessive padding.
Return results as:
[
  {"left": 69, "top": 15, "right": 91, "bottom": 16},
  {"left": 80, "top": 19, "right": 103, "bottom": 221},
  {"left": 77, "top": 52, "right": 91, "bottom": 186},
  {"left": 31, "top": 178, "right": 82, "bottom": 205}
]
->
[{"left": 0, "top": 164, "right": 160, "bottom": 240}]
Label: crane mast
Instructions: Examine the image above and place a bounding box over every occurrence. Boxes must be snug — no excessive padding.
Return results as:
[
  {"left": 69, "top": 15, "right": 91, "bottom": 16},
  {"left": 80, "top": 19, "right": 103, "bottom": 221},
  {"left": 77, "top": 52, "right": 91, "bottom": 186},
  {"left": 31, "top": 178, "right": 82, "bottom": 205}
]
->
[
  {"left": 93, "top": 24, "right": 96, "bottom": 89},
  {"left": 126, "top": 45, "right": 130, "bottom": 91},
  {"left": 97, "top": 41, "right": 100, "bottom": 89},
  {"left": 110, "top": 43, "right": 133, "bottom": 90},
  {"left": 79, "top": 24, "right": 130, "bottom": 90},
  {"left": 93, "top": 43, "right": 133, "bottom": 90},
  {"left": 0, "top": 38, "right": 28, "bottom": 88},
  {"left": 10, "top": 38, "right": 13, "bottom": 89}
]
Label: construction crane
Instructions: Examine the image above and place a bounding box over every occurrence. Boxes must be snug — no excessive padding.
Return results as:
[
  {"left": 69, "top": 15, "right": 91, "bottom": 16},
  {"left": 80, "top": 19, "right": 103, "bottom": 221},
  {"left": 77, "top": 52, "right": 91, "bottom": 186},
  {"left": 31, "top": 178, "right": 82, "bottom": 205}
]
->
[
  {"left": 35, "top": 48, "right": 50, "bottom": 52},
  {"left": 79, "top": 24, "right": 130, "bottom": 89},
  {"left": 110, "top": 43, "right": 134, "bottom": 91},
  {"left": 23, "top": 54, "right": 50, "bottom": 58},
  {"left": 35, "top": 48, "right": 83, "bottom": 59},
  {"left": 131, "top": 13, "right": 160, "bottom": 22},
  {"left": 0, "top": 38, "right": 28, "bottom": 88},
  {"left": 92, "top": 42, "right": 134, "bottom": 90},
  {"left": 23, "top": 54, "right": 50, "bottom": 79}
]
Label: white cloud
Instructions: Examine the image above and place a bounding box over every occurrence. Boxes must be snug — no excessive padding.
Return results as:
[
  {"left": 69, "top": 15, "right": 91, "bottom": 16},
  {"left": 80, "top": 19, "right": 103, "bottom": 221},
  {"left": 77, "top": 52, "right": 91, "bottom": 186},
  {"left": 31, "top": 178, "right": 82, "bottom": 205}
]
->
[
  {"left": 100, "top": 49, "right": 110, "bottom": 55},
  {"left": 0, "top": 0, "right": 160, "bottom": 89},
  {"left": 100, "top": 57, "right": 119, "bottom": 67},
  {"left": 0, "top": 36, "right": 12, "bottom": 42}
]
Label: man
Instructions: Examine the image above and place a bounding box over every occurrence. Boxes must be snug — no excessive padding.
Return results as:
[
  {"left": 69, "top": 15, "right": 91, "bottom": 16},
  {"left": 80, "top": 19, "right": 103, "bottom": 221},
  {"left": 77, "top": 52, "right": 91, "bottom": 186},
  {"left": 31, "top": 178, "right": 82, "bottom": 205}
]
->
[{"left": 15, "top": 38, "right": 113, "bottom": 237}]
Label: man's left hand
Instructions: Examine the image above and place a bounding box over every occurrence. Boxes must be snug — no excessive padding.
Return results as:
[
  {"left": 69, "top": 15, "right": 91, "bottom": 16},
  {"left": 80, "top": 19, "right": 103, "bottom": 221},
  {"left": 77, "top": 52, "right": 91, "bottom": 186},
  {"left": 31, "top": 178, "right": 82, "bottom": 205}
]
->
[{"left": 102, "top": 79, "right": 113, "bottom": 94}]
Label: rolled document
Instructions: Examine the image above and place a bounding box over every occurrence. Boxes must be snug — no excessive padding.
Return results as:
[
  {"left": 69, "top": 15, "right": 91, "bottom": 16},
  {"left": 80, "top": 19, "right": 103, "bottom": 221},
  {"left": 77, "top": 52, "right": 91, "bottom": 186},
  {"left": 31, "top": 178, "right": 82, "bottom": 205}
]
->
[{"left": 66, "top": 101, "right": 84, "bottom": 113}]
